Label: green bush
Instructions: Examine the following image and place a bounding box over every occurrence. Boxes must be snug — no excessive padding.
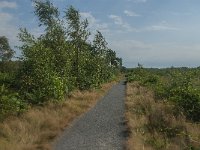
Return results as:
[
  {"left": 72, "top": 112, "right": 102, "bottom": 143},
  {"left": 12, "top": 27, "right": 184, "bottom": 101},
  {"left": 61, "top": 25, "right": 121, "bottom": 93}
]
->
[
  {"left": 142, "top": 74, "right": 159, "bottom": 86},
  {"left": 20, "top": 43, "right": 68, "bottom": 104},
  {"left": 126, "top": 67, "right": 200, "bottom": 122},
  {"left": 169, "top": 86, "right": 200, "bottom": 122},
  {"left": 154, "top": 83, "right": 170, "bottom": 99},
  {"left": 0, "top": 85, "right": 27, "bottom": 120},
  {"left": 0, "top": 72, "right": 14, "bottom": 85}
]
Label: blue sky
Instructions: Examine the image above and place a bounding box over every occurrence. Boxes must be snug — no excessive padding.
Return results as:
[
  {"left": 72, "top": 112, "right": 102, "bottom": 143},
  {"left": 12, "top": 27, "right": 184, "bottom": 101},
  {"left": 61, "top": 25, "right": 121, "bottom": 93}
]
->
[{"left": 1, "top": 0, "right": 200, "bottom": 68}]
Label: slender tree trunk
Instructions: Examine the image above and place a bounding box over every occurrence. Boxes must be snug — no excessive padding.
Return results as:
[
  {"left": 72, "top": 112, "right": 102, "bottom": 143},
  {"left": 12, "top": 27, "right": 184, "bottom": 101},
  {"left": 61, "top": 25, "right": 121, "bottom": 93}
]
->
[{"left": 76, "top": 45, "right": 79, "bottom": 87}]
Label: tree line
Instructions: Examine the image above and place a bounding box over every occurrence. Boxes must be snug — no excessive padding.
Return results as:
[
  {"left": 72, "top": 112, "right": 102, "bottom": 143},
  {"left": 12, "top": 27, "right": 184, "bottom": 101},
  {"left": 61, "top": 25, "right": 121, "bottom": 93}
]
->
[{"left": 0, "top": 0, "right": 122, "bottom": 119}]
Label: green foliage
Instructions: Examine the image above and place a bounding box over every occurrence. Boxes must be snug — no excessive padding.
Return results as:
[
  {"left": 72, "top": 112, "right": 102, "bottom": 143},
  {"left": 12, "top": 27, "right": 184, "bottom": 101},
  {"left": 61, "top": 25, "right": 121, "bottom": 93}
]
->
[
  {"left": 169, "top": 83, "right": 200, "bottom": 122},
  {"left": 0, "top": 36, "right": 14, "bottom": 62},
  {"left": 17, "top": 1, "right": 122, "bottom": 104},
  {"left": 33, "top": 0, "right": 59, "bottom": 27},
  {"left": 0, "top": 61, "right": 22, "bottom": 74},
  {"left": 0, "top": 1, "right": 122, "bottom": 120},
  {"left": 65, "top": 6, "right": 92, "bottom": 89},
  {"left": 0, "top": 72, "right": 14, "bottom": 85},
  {"left": 127, "top": 68, "right": 159, "bottom": 86},
  {"left": 126, "top": 67, "right": 200, "bottom": 122},
  {"left": 146, "top": 137, "right": 166, "bottom": 150},
  {"left": 19, "top": 41, "right": 67, "bottom": 103},
  {"left": 0, "top": 85, "right": 27, "bottom": 120}
]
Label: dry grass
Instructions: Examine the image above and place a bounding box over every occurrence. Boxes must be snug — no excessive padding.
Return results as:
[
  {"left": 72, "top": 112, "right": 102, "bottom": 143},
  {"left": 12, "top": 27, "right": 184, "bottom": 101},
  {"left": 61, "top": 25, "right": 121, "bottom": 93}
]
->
[
  {"left": 0, "top": 81, "right": 116, "bottom": 150},
  {"left": 126, "top": 82, "right": 200, "bottom": 150}
]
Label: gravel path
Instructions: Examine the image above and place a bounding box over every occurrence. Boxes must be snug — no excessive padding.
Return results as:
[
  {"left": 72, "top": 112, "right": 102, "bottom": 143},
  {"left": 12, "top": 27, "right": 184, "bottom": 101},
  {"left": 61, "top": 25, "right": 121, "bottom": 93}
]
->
[{"left": 53, "top": 81, "right": 126, "bottom": 150}]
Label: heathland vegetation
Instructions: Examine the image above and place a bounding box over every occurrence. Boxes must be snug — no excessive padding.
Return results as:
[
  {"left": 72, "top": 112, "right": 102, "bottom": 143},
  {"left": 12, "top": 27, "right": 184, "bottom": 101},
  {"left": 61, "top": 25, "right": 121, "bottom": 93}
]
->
[
  {"left": 0, "top": 0, "right": 122, "bottom": 149},
  {"left": 126, "top": 66, "right": 200, "bottom": 149},
  {"left": 0, "top": 0, "right": 122, "bottom": 120},
  {"left": 1, "top": 1, "right": 200, "bottom": 150}
]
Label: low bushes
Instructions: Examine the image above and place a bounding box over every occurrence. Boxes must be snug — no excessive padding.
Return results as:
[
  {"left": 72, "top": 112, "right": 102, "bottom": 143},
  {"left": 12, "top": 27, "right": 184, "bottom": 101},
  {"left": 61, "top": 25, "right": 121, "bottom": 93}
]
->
[
  {"left": 126, "top": 82, "right": 200, "bottom": 150},
  {"left": 126, "top": 67, "right": 200, "bottom": 122}
]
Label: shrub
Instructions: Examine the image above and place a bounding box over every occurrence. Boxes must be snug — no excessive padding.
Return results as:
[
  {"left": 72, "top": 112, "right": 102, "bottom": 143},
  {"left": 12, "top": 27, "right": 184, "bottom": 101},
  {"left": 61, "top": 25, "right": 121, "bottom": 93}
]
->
[
  {"left": 0, "top": 85, "right": 27, "bottom": 120},
  {"left": 126, "top": 67, "right": 200, "bottom": 122},
  {"left": 169, "top": 86, "right": 200, "bottom": 122}
]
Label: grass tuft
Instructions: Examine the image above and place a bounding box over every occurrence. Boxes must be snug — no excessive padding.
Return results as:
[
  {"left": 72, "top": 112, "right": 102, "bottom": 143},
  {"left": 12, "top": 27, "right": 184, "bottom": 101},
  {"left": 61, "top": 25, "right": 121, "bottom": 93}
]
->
[
  {"left": 126, "top": 82, "right": 200, "bottom": 150},
  {"left": 0, "top": 81, "right": 116, "bottom": 150}
]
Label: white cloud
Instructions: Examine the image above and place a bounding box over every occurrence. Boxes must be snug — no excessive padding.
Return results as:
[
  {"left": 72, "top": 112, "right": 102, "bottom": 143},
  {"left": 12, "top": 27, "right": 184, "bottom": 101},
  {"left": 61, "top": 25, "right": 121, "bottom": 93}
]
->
[
  {"left": 109, "top": 38, "right": 200, "bottom": 67},
  {"left": 125, "top": 40, "right": 152, "bottom": 49},
  {"left": 0, "top": 1, "right": 19, "bottom": 51},
  {"left": 109, "top": 14, "right": 137, "bottom": 32},
  {"left": 110, "top": 39, "right": 154, "bottom": 67},
  {"left": 80, "top": 12, "right": 109, "bottom": 33},
  {"left": 124, "top": 10, "right": 140, "bottom": 17},
  {"left": 109, "top": 15, "right": 123, "bottom": 25},
  {"left": 0, "top": 12, "right": 17, "bottom": 35},
  {"left": 80, "top": 12, "right": 96, "bottom": 26},
  {"left": 145, "top": 21, "right": 180, "bottom": 31},
  {"left": 0, "top": 11, "right": 44, "bottom": 57},
  {"left": 0, "top": 12, "right": 13, "bottom": 22},
  {"left": 0, "top": 12, "right": 19, "bottom": 55},
  {"left": 0, "top": 1, "right": 17, "bottom": 9}
]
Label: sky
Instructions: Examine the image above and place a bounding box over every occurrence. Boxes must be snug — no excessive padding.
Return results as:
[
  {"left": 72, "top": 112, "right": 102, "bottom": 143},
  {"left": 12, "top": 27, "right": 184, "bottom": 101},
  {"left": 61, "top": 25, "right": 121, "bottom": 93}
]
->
[{"left": 1, "top": 0, "right": 200, "bottom": 68}]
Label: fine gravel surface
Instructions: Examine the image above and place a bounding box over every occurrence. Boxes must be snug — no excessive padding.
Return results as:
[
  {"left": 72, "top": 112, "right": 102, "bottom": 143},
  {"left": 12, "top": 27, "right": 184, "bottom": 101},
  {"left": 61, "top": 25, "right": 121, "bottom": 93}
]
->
[{"left": 53, "top": 81, "right": 127, "bottom": 150}]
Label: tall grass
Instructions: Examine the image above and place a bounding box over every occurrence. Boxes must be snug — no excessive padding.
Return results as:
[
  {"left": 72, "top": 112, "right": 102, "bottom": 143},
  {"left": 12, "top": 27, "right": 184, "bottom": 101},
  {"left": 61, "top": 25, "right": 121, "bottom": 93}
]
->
[
  {"left": 126, "top": 82, "right": 200, "bottom": 150},
  {"left": 0, "top": 82, "right": 115, "bottom": 150}
]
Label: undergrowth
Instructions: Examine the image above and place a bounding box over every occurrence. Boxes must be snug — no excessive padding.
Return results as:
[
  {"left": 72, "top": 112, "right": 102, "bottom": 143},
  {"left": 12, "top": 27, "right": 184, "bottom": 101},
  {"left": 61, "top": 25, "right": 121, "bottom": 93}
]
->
[
  {"left": 126, "top": 82, "right": 200, "bottom": 150},
  {"left": 0, "top": 81, "right": 116, "bottom": 150}
]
